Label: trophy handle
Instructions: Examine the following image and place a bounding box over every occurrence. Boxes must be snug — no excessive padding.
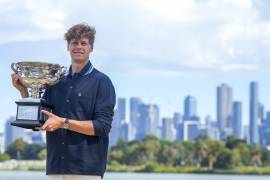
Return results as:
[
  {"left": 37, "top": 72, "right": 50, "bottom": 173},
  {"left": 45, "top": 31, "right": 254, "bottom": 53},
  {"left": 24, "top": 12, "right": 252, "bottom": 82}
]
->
[
  {"left": 11, "top": 63, "right": 19, "bottom": 73},
  {"left": 60, "top": 66, "right": 67, "bottom": 75}
]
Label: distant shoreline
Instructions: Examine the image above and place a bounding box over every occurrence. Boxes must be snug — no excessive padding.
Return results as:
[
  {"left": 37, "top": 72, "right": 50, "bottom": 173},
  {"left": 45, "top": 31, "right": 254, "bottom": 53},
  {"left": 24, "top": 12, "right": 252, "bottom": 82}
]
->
[{"left": 1, "top": 160, "right": 270, "bottom": 175}]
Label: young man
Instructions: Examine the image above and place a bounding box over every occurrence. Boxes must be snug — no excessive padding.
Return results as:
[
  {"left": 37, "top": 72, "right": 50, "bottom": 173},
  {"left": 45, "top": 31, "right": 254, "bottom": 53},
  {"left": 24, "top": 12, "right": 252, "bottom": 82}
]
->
[{"left": 11, "top": 23, "right": 116, "bottom": 180}]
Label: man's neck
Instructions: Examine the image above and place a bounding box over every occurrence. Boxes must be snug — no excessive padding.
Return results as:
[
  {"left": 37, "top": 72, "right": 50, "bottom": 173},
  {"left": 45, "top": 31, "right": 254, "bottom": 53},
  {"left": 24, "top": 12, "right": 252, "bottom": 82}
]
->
[{"left": 71, "top": 60, "right": 89, "bottom": 75}]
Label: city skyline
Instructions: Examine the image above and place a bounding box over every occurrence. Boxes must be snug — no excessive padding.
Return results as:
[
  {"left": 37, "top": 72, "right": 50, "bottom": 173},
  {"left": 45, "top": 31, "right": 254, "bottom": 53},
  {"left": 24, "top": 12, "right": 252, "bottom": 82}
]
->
[
  {"left": 2, "top": 80, "right": 270, "bottom": 150},
  {"left": 1, "top": 80, "right": 270, "bottom": 131},
  {"left": 108, "top": 81, "right": 270, "bottom": 147}
]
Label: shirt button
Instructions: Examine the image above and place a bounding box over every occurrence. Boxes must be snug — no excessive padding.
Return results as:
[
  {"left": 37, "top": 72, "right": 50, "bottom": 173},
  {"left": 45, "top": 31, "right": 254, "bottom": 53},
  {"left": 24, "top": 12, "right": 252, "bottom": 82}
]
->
[
  {"left": 69, "top": 86, "right": 73, "bottom": 89},
  {"left": 61, "top": 156, "right": 65, "bottom": 160},
  {"left": 66, "top": 99, "right": 70, "bottom": 103},
  {"left": 62, "top": 142, "right": 65, "bottom": 145}
]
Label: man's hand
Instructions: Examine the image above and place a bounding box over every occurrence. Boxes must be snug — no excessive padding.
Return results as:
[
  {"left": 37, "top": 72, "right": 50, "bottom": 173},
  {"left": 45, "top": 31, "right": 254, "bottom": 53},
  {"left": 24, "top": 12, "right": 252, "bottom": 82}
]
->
[
  {"left": 11, "top": 73, "right": 29, "bottom": 98},
  {"left": 41, "top": 110, "right": 65, "bottom": 132}
]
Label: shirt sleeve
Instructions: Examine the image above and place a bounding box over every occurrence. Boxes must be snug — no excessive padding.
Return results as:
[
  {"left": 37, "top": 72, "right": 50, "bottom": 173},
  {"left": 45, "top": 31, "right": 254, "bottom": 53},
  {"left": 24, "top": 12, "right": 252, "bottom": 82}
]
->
[{"left": 92, "top": 75, "right": 116, "bottom": 137}]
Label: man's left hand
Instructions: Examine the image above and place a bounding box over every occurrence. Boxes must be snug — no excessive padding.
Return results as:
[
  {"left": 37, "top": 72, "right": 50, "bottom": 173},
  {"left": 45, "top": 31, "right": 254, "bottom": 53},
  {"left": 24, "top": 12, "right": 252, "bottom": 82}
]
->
[{"left": 41, "top": 110, "right": 64, "bottom": 131}]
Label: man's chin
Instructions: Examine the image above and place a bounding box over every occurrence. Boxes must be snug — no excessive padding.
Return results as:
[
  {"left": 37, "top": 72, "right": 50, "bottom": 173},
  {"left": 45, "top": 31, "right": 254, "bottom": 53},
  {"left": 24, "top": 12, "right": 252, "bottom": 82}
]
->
[{"left": 72, "top": 58, "right": 88, "bottom": 63}]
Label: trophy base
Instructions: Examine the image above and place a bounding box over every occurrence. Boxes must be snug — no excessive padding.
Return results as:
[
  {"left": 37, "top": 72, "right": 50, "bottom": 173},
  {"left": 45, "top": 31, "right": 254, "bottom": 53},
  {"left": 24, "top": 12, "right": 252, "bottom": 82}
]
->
[
  {"left": 11, "top": 98, "right": 54, "bottom": 130},
  {"left": 10, "top": 120, "right": 42, "bottom": 129}
]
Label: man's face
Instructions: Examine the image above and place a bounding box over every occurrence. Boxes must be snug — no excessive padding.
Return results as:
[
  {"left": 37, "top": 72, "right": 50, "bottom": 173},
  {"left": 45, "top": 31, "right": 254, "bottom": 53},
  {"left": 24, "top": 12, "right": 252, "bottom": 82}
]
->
[{"left": 68, "top": 37, "right": 92, "bottom": 63}]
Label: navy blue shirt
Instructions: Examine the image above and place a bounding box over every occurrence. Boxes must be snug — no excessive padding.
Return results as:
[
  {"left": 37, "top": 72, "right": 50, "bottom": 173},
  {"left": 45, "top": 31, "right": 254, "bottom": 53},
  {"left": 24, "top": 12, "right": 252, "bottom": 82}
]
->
[{"left": 43, "top": 61, "right": 116, "bottom": 178}]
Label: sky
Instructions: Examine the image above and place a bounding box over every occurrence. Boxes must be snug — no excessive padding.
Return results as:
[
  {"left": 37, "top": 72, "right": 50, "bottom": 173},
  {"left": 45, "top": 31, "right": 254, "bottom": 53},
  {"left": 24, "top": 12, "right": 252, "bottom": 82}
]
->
[{"left": 1, "top": 0, "right": 270, "bottom": 131}]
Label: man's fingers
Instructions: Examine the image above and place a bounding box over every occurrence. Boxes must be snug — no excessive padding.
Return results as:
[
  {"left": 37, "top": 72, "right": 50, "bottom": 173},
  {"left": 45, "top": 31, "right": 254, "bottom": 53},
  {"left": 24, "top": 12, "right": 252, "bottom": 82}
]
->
[
  {"left": 41, "top": 122, "right": 48, "bottom": 130},
  {"left": 34, "top": 127, "right": 44, "bottom": 131},
  {"left": 42, "top": 110, "right": 54, "bottom": 117}
]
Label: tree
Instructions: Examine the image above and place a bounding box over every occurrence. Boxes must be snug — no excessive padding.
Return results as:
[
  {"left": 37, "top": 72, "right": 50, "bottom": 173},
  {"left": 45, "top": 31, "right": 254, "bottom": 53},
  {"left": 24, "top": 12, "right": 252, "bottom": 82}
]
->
[
  {"left": 214, "top": 148, "right": 233, "bottom": 169},
  {"left": 237, "top": 142, "right": 250, "bottom": 166},
  {"left": 157, "top": 143, "right": 179, "bottom": 166},
  {"left": 24, "top": 144, "right": 44, "bottom": 160},
  {"left": 6, "top": 138, "right": 27, "bottom": 160},
  {"left": 38, "top": 148, "right": 47, "bottom": 160},
  {"left": 261, "top": 147, "right": 270, "bottom": 166},
  {"left": 181, "top": 141, "right": 195, "bottom": 166},
  {"left": 0, "top": 153, "right": 10, "bottom": 162},
  {"left": 250, "top": 145, "right": 262, "bottom": 166},
  {"left": 225, "top": 136, "right": 246, "bottom": 149},
  {"left": 194, "top": 135, "right": 209, "bottom": 167},
  {"left": 205, "top": 140, "right": 225, "bottom": 170}
]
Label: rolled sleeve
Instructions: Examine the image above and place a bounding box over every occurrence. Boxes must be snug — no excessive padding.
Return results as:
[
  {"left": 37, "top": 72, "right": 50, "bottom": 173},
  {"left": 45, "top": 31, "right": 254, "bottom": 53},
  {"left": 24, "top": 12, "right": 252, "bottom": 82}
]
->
[{"left": 92, "top": 76, "right": 116, "bottom": 137}]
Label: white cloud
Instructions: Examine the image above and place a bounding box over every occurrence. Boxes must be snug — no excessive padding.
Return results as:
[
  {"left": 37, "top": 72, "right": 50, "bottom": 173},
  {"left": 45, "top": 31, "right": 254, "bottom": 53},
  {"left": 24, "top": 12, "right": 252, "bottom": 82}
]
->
[
  {"left": 1, "top": 0, "right": 270, "bottom": 76},
  {"left": 0, "top": 0, "right": 67, "bottom": 44}
]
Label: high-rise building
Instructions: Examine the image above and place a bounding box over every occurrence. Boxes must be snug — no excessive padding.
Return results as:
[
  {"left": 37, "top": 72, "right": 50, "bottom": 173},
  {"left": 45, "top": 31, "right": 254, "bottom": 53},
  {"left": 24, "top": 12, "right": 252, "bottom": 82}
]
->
[
  {"left": 258, "top": 102, "right": 265, "bottom": 124},
  {"left": 173, "top": 112, "right": 182, "bottom": 129},
  {"left": 130, "top": 97, "right": 142, "bottom": 139},
  {"left": 243, "top": 125, "right": 250, "bottom": 143},
  {"left": 249, "top": 81, "right": 259, "bottom": 144},
  {"left": 265, "top": 112, "right": 270, "bottom": 128},
  {"left": 4, "top": 116, "right": 25, "bottom": 150},
  {"left": 120, "top": 121, "right": 133, "bottom": 141},
  {"left": 162, "top": 117, "right": 176, "bottom": 141},
  {"left": 217, "top": 83, "right": 233, "bottom": 139},
  {"left": 232, "top": 101, "right": 242, "bottom": 139},
  {"left": 110, "top": 109, "right": 121, "bottom": 146},
  {"left": 261, "top": 112, "right": 270, "bottom": 147},
  {"left": 176, "top": 122, "right": 184, "bottom": 141},
  {"left": 205, "top": 115, "right": 220, "bottom": 140},
  {"left": 0, "top": 132, "right": 4, "bottom": 153},
  {"left": 183, "top": 120, "right": 200, "bottom": 141},
  {"left": 117, "top": 98, "right": 126, "bottom": 121},
  {"left": 136, "top": 104, "right": 159, "bottom": 140},
  {"left": 183, "top": 95, "right": 197, "bottom": 120}
]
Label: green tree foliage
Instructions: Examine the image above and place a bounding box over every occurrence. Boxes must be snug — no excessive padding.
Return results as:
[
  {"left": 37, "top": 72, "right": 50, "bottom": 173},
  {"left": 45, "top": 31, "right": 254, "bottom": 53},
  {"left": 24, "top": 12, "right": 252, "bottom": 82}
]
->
[
  {"left": 0, "top": 153, "right": 10, "bottom": 162},
  {"left": 6, "top": 138, "right": 27, "bottom": 160},
  {"left": 38, "top": 148, "right": 47, "bottom": 160},
  {"left": 109, "top": 135, "right": 270, "bottom": 170},
  {"left": 5, "top": 139, "right": 45, "bottom": 160}
]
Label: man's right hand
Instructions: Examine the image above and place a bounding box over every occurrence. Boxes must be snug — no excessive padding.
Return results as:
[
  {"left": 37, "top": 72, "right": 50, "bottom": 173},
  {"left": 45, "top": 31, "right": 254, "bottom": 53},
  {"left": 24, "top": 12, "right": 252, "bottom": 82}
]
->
[{"left": 11, "top": 73, "right": 29, "bottom": 98}]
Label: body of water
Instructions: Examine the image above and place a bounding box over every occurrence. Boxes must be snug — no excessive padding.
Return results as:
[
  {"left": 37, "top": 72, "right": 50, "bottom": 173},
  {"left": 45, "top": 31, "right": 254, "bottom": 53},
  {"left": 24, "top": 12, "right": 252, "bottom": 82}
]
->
[{"left": 0, "top": 171, "right": 270, "bottom": 180}]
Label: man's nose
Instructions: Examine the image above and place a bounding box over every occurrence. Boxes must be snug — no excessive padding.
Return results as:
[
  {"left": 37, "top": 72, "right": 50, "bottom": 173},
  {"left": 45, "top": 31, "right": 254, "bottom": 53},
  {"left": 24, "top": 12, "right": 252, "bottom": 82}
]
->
[{"left": 75, "top": 43, "right": 83, "bottom": 48}]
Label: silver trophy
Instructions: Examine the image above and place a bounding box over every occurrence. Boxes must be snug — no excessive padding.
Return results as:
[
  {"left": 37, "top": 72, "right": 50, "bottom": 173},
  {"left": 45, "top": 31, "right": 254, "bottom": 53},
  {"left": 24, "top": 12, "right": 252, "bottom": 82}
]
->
[{"left": 11, "top": 61, "right": 66, "bottom": 129}]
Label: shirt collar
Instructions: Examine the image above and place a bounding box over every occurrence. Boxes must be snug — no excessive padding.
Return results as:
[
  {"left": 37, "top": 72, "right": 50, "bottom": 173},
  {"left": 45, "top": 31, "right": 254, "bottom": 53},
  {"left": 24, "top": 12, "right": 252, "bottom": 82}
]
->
[{"left": 66, "top": 61, "right": 94, "bottom": 78}]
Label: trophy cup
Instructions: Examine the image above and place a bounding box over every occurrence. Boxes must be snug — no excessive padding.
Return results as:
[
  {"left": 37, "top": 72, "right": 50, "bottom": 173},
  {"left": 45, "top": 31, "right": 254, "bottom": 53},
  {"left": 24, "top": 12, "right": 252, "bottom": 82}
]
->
[{"left": 11, "top": 61, "right": 66, "bottom": 129}]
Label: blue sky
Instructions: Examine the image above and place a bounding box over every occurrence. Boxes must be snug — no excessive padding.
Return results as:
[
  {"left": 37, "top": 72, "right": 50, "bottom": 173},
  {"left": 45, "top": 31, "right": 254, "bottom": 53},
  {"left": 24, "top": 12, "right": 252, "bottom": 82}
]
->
[{"left": 1, "top": 0, "right": 270, "bottom": 130}]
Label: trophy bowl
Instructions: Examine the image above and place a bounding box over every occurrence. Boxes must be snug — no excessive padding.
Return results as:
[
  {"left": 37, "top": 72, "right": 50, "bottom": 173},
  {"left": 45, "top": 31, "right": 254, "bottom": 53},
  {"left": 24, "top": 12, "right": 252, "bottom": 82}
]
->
[
  {"left": 11, "top": 61, "right": 66, "bottom": 129},
  {"left": 11, "top": 61, "right": 66, "bottom": 98}
]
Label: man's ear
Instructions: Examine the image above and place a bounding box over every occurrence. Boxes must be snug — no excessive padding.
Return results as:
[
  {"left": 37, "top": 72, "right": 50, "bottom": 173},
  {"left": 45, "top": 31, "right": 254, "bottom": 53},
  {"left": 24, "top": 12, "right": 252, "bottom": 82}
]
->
[
  {"left": 67, "top": 43, "right": 70, "bottom": 51},
  {"left": 90, "top": 44, "right": 94, "bottom": 52}
]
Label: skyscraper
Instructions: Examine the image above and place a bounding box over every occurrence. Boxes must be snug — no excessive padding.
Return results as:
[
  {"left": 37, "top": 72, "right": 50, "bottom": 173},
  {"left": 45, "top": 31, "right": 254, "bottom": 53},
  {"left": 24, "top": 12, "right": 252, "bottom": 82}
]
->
[
  {"left": 4, "top": 116, "right": 25, "bottom": 150},
  {"left": 110, "top": 109, "right": 120, "bottom": 146},
  {"left": 205, "top": 115, "right": 220, "bottom": 140},
  {"left": 183, "top": 95, "right": 197, "bottom": 120},
  {"left": 136, "top": 104, "right": 159, "bottom": 140},
  {"left": 0, "top": 132, "right": 4, "bottom": 154},
  {"left": 217, "top": 83, "right": 233, "bottom": 139},
  {"left": 232, "top": 101, "right": 242, "bottom": 139},
  {"left": 120, "top": 121, "right": 132, "bottom": 141},
  {"left": 261, "top": 112, "right": 270, "bottom": 146},
  {"left": 183, "top": 120, "right": 200, "bottom": 141},
  {"left": 173, "top": 112, "right": 182, "bottom": 129},
  {"left": 249, "top": 81, "right": 259, "bottom": 144},
  {"left": 162, "top": 117, "right": 176, "bottom": 141},
  {"left": 258, "top": 102, "right": 265, "bottom": 123},
  {"left": 130, "top": 97, "right": 142, "bottom": 138},
  {"left": 117, "top": 98, "right": 126, "bottom": 121}
]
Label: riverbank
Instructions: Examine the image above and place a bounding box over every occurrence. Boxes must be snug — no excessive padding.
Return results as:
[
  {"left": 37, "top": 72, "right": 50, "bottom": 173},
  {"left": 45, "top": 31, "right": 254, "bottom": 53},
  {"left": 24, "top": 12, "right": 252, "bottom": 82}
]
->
[
  {"left": 108, "top": 164, "right": 270, "bottom": 175},
  {"left": 1, "top": 160, "right": 270, "bottom": 175}
]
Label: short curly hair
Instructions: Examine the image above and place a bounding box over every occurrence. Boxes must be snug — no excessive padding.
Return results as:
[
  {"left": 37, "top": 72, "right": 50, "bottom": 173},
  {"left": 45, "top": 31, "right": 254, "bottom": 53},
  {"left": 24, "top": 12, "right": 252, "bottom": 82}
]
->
[{"left": 64, "top": 23, "right": 96, "bottom": 47}]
